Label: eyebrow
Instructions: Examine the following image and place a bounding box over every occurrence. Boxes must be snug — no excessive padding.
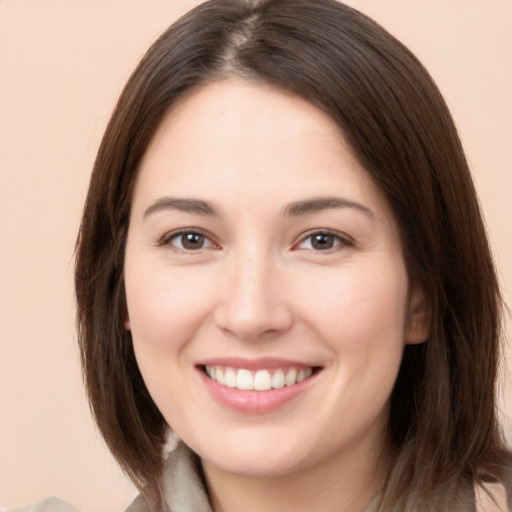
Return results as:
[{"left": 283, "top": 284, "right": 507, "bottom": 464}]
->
[
  {"left": 282, "top": 197, "right": 375, "bottom": 219},
  {"left": 143, "top": 195, "right": 375, "bottom": 220},
  {"left": 144, "top": 197, "right": 219, "bottom": 218}
]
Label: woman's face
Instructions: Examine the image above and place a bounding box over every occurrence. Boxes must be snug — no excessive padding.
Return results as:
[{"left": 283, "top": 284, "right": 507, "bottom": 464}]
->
[{"left": 124, "top": 79, "right": 427, "bottom": 479}]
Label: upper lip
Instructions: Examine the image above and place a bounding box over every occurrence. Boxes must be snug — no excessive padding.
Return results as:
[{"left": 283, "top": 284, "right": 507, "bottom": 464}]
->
[{"left": 197, "top": 357, "right": 320, "bottom": 371}]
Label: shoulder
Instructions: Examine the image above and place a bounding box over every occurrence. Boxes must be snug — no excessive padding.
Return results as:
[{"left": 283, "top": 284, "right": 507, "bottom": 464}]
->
[
  {"left": 1, "top": 494, "right": 152, "bottom": 512},
  {"left": 475, "top": 482, "right": 509, "bottom": 512},
  {"left": 1, "top": 497, "right": 83, "bottom": 512}
]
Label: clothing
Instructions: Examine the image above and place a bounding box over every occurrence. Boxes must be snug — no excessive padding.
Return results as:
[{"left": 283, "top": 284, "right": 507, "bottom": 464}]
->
[
  {"left": 3, "top": 442, "right": 505, "bottom": 511},
  {"left": 1, "top": 498, "right": 82, "bottom": 512},
  {"left": 1, "top": 441, "right": 379, "bottom": 511},
  {"left": 124, "top": 442, "right": 381, "bottom": 512}
]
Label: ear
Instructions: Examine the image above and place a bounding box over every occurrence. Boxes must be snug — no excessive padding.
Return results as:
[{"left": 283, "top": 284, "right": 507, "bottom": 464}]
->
[
  {"left": 405, "top": 282, "right": 429, "bottom": 344},
  {"left": 124, "top": 318, "right": 131, "bottom": 331}
]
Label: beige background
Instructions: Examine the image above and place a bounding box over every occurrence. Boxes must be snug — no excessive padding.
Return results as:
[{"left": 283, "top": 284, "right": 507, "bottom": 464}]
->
[{"left": 0, "top": 1, "right": 511, "bottom": 511}]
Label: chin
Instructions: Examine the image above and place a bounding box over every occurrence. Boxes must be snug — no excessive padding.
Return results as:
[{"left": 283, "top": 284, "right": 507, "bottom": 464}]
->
[
  {"left": 201, "top": 448, "right": 307, "bottom": 479},
  {"left": 187, "top": 425, "right": 321, "bottom": 479}
]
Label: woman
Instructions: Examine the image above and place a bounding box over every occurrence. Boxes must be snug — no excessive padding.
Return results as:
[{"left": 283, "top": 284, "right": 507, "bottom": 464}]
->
[{"left": 8, "top": 0, "right": 511, "bottom": 511}]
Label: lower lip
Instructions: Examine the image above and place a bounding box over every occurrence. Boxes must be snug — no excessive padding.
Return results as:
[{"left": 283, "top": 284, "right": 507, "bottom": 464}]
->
[{"left": 197, "top": 368, "right": 319, "bottom": 413}]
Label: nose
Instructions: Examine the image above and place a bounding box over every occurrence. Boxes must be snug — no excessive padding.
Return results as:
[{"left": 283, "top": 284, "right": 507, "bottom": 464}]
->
[{"left": 214, "top": 249, "right": 294, "bottom": 341}]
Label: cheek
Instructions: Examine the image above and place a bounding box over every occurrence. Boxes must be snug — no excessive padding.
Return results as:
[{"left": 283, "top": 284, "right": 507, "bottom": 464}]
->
[
  {"left": 125, "top": 264, "right": 215, "bottom": 351},
  {"left": 124, "top": 266, "right": 216, "bottom": 422},
  {"left": 293, "top": 260, "right": 409, "bottom": 407},
  {"left": 296, "top": 264, "right": 409, "bottom": 351},
  {"left": 124, "top": 265, "right": 217, "bottom": 417}
]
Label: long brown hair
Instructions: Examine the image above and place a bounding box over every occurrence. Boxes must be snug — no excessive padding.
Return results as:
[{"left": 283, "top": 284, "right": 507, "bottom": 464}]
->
[{"left": 75, "top": 0, "right": 511, "bottom": 509}]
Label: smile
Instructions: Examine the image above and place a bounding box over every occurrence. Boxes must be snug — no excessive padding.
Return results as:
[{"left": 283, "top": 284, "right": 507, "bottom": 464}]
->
[
  {"left": 197, "top": 358, "right": 322, "bottom": 412},
  {"left": 205, "top": 365, "right": 314, "bottom": 391}
]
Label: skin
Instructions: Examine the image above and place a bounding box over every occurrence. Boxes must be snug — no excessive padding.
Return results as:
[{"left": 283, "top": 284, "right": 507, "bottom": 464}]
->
[{"left": 124, "top": 78, "right": 428, "bottom": 512}]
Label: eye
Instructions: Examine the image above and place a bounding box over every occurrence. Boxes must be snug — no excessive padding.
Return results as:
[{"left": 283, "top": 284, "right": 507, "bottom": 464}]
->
[
  {"left": 163, "top": 230, "right": 217, "bottom": 251},
  {"left": 296, "top": 231, "right": 352, "bottom": 251}
]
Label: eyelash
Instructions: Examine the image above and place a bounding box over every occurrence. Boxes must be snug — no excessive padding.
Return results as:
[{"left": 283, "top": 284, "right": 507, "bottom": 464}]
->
[
  {"left": 158, "top": 229, "right": 219, "bottom": 252},
  {"left": 158, "top": 229, "right": 353, "bottom": 253},
  {"left": 294, "top": 230, "right": 353, "bottom": 252}
]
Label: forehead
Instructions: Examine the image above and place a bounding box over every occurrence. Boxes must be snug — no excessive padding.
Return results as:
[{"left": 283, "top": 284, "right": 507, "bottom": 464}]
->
[
  {"left": 141, "top": 78, "right": 349, "bottom": 170},
  {"left": 133, "top": 78, "right": 393, "bottom": 225}
]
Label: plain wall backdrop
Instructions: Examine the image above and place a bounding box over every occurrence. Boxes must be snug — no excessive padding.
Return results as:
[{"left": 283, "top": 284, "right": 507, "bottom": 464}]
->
[{"left": 0, "top": 1, "right": 511, "bottom": 511}]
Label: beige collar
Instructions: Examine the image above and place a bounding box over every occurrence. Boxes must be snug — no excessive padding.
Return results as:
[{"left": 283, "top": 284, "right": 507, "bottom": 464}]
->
[{"left": 126, "top": 441, "right": 382, "bottom": 512}]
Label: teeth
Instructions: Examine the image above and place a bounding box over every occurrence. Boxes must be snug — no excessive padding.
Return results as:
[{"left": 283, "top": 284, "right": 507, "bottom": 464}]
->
[
  {"left": 285, "top": 368, "right": 297, "bottom": 386},
  {"left": 297, "top": 368, "right": 312, "bottom": 382},
  {"left": 224, "top": 367, "right": 237, "bottom": 388},
  {"left": 215, "top": 367, "right": 225, "bottom": 385},
  {"left": 254, "top": 370, "right": 272, "bottom": 391},
  {"left": 205, "top": 365, "right": 314, "bottom": 391},
  {"left": 271, "top": 369, "right": 285, "bottom": 389},
  {"left": 236, "top": 369, "right": 253, "bottom": 390}
]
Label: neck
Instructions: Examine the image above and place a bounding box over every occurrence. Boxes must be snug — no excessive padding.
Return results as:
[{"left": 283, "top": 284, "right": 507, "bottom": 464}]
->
[{"left": 201, "top": 442, "right": 388, "bottom": 512}]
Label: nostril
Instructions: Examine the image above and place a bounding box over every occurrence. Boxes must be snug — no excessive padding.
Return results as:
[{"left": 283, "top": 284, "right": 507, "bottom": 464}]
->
[{"left": 214, "top": 305, "right": 294, "bottom": 342}]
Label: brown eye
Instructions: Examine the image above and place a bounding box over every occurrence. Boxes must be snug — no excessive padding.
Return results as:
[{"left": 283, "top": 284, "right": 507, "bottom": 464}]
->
[
  {"left": 181, "top": 232, "right": 205, "bottom": 250},
  {"left": 296, "top": 231, "right": 352, "bottom": 252},
  {"left": 165, "top": 231, "right": 215, "bottom": 251},
  {"left": 311, "top": 233, "right": 335, "bottom": 250}
]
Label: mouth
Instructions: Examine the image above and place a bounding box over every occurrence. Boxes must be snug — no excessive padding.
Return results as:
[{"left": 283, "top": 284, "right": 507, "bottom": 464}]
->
[
  {"left": 196, "top": 358, "right": 323, "bottom": 412},
  {"left": 196, "top": 358, "right": 323, "bottom": 414},
  {"left": 200, "top": 364, "right": 320, "bottom": 391}
]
